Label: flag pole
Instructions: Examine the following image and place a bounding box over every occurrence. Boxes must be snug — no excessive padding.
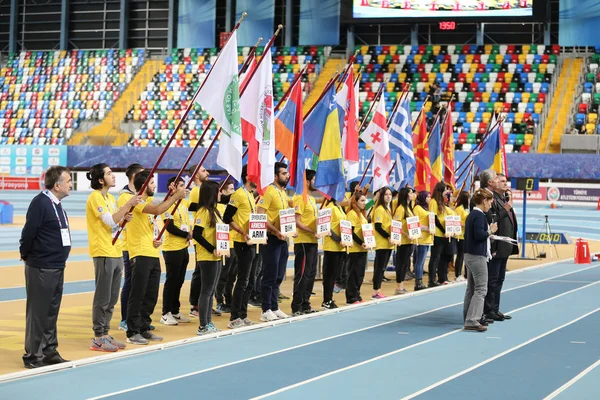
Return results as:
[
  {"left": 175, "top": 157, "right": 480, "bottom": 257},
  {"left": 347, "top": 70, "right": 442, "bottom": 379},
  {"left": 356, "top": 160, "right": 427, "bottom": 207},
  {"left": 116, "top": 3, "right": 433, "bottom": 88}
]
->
[
  {"left": 335, "top": 50, "right": 359, "bottom": 92},
  {"left": 454, "top": 108, "right": 503, "bottom": 173},
  {"left": 157, "top": 25, "right": 284, "bottom": 240},
  {"left": 112, "top": 12, "right": 248, "bottom": 244}
]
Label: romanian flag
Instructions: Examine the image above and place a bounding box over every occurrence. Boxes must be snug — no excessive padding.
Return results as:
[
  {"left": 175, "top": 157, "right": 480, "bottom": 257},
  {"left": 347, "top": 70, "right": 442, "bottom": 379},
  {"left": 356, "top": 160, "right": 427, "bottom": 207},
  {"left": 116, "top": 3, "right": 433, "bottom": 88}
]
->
[
  {"left": 428, "top": 117, "right": 443, "bottom": 190},
  {"left": 441, "top": 105, "right": 455, "bottom": 188},
  {"left": 413, "top": 113, "right": 431, "bottom": 192},
  {"left": 274, "top": 76, "right": 305, "bottom": 197},
  {"left": 310, "top": 86, "right": 346, "bottom": 201},
  {"left": 473, "top": 122, "right": 503, "bottom": 173}
]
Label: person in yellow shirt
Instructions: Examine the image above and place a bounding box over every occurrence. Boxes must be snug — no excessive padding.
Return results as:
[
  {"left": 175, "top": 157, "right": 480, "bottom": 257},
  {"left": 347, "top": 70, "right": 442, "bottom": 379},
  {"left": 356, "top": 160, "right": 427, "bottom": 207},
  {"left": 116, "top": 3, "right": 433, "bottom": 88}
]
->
[
  {"left": 345, "top": 191, "right": 369, "bottom": 304},
  {"left": 160, "top": 177, "right": 192, "bottom": 326},
  {"left": 214, "top": 180, "right": 237, "bottom": 314},
  {"left": 223, "top": 165, "right": 258, "bottom": 328},
  {"left": 117, "top": 163, "right": 144, "bottom": 332},
  {"left": 256, "top": 162, "right": 293, "bottom": 322},
  {"left": 86, "top": 163, "right": 142, "bottom": 352},
  {"left": 336, "top": 181, "right": 361, "bottom": 293},
  {"left": 291, "top": 170, "right": 319, "bottom": 316},
  {"left": 393, "top": 187, "right": 416, "bottom": 295},
  {"left": 372, "top": 187, "right": 394, "bottom": 299},
  {"left": 321, "top": 198, "right": 346, "bottom": 310},
  {"left": 191, "top": 181, "right": 223, "bottom": 335},
  {"left": 454, "top": 191, "right": 470, "bottom": 282},
  {"left": 428, "top": 182, "right": 454, "bottom": 287},
  {"left": 413, "top": 191, "right": 432, "bottom": 291},
  {"left": 125, "top": 170, "right": 187, "bottom": 345}
]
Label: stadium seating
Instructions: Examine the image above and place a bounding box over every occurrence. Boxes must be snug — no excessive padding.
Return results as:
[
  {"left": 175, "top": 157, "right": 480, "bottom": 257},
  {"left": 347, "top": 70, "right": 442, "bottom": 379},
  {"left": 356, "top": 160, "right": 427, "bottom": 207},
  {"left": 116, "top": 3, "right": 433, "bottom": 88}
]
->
[
  {"left": 126, "top": 46, "right": 328, "bottom": 148},
  {"left": 578, "top": 48, "right": 600, "bottom": 135},
  {"left": 0, "top": 49, "right": 145, "bottom": 145},
  {"left": 354, "top": 44, "right": 560, "bottom": 153}
]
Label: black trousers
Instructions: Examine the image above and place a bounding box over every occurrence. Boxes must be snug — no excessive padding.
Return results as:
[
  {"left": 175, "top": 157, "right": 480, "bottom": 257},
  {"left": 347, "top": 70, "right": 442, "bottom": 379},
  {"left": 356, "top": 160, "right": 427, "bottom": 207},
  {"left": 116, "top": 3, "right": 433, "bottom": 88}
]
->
[
  {"left": 260, "top": 236, "right": 288, "bottom": 312},
  {"left": 198, "top": 261, "right": 222, "bottom": 328},
  {"left": 395, "top": 244, "right": 414, "bottom": 283},
  {"left": 484, "top": 257, "right": 508, "bottom": 315},
  {"left": 335, "top": 252, "right": 349, "bottom": 289},
  {"left": 120, "top": 250, "right": 131, "bottom": 321},
  {"left": 428, "top": 236, "right": 445, "bottom": 285},
  {"left": 215, "top": 253, "right": 237, "bottom": 305},
  {"left": 346, "top": 252, "right": 367, "bottom": 304},
  {"left": 23, "top": 266, "right": 64, "bottom": 364},
  {"left": 250, "top": 251, "right": 263, "bottom": 301},
  {"left": 162, "top": 248, "right": 189, "bottom": 315},
  {"left": 373, "top": 249, "right": 392, "bottom": 290},
  {"left": 231, "top": 242, "right": 257, "bottom": 321},
  {"left": 291, "top": 243, "right": 318, "bottom": 313},
  {"left": 126, "top": 256, "right": 161, "bottom": 337},
  {"left": 455, "top": 239, "right": 465, "bottom": 278},
  {"left": 189, "top": 258, "right": 201, "bottom": 308},
  {"left": 323, "top": 251, "right": 343, "bottom": 303}
]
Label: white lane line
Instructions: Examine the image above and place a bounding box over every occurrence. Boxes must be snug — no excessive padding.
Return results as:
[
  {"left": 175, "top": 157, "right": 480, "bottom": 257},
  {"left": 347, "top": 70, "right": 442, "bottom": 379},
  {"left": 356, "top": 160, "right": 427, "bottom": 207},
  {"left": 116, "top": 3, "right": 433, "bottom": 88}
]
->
[
  {"left": 570, "top": 341, "right": 586, "bottom": 344},
  {"left": 398, "top": 332, "right": 410, "bottom": 335},
  {"left": 543, "top": 359, "right": 600, "bottom": 400},
  {"left": 88, "top": 265, "right": 600, "bottom": 399},
  {"left": 486, "top": 337, "right": 502, "bottom": 340},
  {"left": 250, "top": 281, "right": 600, "bottom": 400}
]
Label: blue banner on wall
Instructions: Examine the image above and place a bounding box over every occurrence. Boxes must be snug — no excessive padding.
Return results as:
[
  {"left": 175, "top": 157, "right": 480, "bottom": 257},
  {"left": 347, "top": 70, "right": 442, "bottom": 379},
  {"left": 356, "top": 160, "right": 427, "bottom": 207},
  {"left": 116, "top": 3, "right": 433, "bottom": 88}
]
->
[
  {"left": 299, "top": 0, "right": 340, "bottom": 46},
  {"left": 235, "top": 0, "right": 275, "bottom": 47},
  {"left": 0, "top": 145, "right": 67, "bottom": 177},
  {"left": 178, "top": 0, "right": 217, "bottom": 48},
  {"left": 559, "top": 0, "right": 600, "bottom": 46}
]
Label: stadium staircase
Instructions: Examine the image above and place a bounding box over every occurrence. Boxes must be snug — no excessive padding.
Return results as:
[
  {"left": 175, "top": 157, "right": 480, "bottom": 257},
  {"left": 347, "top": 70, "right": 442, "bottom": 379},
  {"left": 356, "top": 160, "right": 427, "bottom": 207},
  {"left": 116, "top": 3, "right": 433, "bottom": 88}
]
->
[{"left": 302, "top": 57, "right": 345, "bottom": 115}]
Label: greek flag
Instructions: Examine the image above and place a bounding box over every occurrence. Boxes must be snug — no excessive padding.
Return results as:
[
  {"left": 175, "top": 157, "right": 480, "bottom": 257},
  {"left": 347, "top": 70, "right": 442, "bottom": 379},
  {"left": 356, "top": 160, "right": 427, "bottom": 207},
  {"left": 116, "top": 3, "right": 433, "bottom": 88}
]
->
[{"left": 388, "top": 97, "right": 415, "bottom": 189}]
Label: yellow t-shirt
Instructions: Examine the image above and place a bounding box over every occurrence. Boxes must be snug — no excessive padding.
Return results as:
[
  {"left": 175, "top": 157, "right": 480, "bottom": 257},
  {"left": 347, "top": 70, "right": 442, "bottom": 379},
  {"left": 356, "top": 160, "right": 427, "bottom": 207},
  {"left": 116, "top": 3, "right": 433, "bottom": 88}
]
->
[
  {"left": 190, "top": 185, "right": 201, "bottom": 205},
  {"left": 228, "top": 187, "right": 256, "bottom": 243},
  {"left": 293, "top": 194, "right": 318, "bottom": 244},
  {"left": 429, "top": 198, "right": 451, "bottom": 238},
  {"left": 257, "top": 185, "right": 289, "bottom": 231},
  {"left": 86, "top": 190, "right": 121, "bottom": 258},
  {"left": 128, "top": 196, "right": 160, "bottom": 259},
  {"left": 194, "top": 207, "right": 220, "bottom": 262},
  {"left": 372, "top": 205, "right": 393, "bottom": 250},
  {"left": 347, "top": 209, "right": 368, "bottom": 253},
  {"left": 161, "top": 199, "right": 191, "bottom": 251},
  {"left": 393, "top": 203, "right": 415, "bottom": 246},
  {"left": 117, "top": 191, "right": 133, "bottom": 252},
  {"left": 323, "top": 203, "right": 346, "bottom": 252},
  {"left": 217, "top": 203, "right": 234, "bottom": 247},
  {"left": 414, "top": 205, "right": 433, "bottom": 245},
  {"left": 455, "top": 205, "right": 468, "bottom": 240}
]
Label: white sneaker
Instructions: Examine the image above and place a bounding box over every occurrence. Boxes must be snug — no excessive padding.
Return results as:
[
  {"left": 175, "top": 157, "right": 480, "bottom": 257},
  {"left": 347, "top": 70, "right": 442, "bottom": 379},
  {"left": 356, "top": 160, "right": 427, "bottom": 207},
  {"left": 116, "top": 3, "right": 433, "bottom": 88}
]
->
[
  {"left": 260, "top": 310, "right": 278, "bottom": 322},
  {"left": 228, "top": 318, "right": 244, "bottom": 329},
  {"left": 172, "top": 313, "right": 191, "bottom": 323},
  {"left": 160, "top": 312, "right": 178, "bottom": 326},
  {"left": 273, "top": 309, "right": 289, "bottom": 319},
  {"left": 455, "top": 276, "right": 466, "bottom": 283}
]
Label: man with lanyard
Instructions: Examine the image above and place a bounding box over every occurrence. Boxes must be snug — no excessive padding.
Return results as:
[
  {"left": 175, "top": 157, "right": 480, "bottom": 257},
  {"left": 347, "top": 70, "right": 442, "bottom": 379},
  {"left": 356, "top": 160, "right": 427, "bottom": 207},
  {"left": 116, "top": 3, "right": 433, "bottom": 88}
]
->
[
  {"left": 223, "top": 165, "right": 258, "bottom": 328},
  {"left": 160, "top": 177, "right": 193, "bottom": 326},
  {"left": 291, "top": 169, "right": 319, "bottom": 316},
  {"left": 20, "top": 166, "right": 72, "bottom": 368},
  {"left": 117, "top": 163, "right": 144, "bottom": 332},
  {"left": 126, "top": 170, "right": 188, "bottom": 345},
  {"left": 257, "top": 162, "right": 294, "bottom": 322}
]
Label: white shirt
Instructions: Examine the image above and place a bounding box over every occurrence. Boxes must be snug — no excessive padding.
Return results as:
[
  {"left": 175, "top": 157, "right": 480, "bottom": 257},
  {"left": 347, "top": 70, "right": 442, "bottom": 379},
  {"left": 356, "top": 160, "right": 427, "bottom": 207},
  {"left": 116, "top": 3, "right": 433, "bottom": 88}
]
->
[
  {"left": 473, "top": 206, "right": 492, "bottom": 260},
  {"left": 45, "top": 189, "right": 60, "bottom": 205}
]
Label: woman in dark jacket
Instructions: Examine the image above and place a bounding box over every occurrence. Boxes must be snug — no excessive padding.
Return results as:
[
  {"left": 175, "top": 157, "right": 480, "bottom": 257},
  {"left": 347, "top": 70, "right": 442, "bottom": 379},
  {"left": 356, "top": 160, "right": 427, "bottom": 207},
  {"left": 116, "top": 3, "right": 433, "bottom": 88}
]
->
[{"left": 463, "top": 189, "right": 497, "bottom": 332}]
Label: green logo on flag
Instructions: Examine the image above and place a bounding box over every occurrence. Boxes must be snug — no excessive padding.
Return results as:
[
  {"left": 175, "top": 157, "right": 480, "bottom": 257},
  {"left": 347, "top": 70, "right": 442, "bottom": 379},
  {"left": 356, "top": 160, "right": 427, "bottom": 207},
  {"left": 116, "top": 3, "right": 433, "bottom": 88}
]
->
[{"left": 223, "top": 75, "right": 241, "bottom": 138}]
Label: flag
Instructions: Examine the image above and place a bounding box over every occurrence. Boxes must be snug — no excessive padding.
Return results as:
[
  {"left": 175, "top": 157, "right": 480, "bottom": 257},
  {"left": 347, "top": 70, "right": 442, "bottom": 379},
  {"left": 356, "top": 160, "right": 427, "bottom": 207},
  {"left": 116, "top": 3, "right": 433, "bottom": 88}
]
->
[
  {"left": 312, "top": 86, "right": 346, "bottom": 201},
  {"left": 240, "top": 48, "right": 275, "bottom": 195},
  {"left": 388, "top": 96, "right": 415, "bottom": 189},
  {"left": 360, "top": 97, "right": 392, "bottom": 192},
  {"left": 240, "top": 53, "right": 257, "bottom": 88},
  {"left": 303, "top": 85, "right": 337, "bottom": 155},
  {"left": 473, "top": 122, "right": 503, "bottom": 173},
  {"left": 413, "top": 113, "right": 431, "bottom": 192},
  {"left": 498, "top": 117, "right": 509, "bottom": 177},
  {"left": 195, "top": 31, "right": 242, "bottom": 181},
  {"left": 336, "top": 69, "right": 359, "bottom": 182},
  {"left": 428, "top": 117, "right": 442, "bottom": 190},
  {"left": 441, "top": 105, "right": 455, "bottom": 188},
  {"left": 274, "top": 76, "right": 305, "bottom": 198}
]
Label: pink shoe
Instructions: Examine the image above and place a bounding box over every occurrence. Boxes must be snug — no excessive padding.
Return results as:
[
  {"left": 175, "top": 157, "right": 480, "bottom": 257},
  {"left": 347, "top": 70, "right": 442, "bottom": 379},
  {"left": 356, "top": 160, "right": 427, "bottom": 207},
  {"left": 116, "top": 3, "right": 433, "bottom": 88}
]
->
[{"left": 371, "top": 293, "right": 387, "bottom": 299}]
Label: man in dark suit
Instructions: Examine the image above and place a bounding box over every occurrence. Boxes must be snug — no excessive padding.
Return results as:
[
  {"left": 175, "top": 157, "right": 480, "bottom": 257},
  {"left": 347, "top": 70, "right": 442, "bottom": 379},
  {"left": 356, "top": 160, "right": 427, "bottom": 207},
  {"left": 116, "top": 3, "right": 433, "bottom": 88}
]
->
[{"left": 485, "top": 173, "right": 518, "bottom": 321}]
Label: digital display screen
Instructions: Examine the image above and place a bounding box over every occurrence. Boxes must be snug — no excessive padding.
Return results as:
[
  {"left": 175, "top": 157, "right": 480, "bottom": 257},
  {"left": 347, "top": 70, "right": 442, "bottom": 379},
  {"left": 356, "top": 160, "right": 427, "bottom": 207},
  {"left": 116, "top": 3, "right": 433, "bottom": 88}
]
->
[{"left": 353, "top": 0, "right": 534, "bottom": 19}]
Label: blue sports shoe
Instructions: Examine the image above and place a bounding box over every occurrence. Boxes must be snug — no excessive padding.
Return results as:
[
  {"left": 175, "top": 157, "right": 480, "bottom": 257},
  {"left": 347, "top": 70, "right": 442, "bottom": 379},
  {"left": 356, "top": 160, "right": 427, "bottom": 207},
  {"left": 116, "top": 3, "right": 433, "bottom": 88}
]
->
[{"left": 119, "top": 320, "right": 127, "bottom": 331}]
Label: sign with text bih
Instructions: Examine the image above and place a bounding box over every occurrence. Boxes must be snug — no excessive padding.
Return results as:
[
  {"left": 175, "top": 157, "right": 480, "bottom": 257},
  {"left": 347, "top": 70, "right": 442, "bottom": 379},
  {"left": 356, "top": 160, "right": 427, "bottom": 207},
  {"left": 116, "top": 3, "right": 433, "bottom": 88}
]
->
[
  {"left": 428, "top": 212, "right": 436, "bottom": 233},
  {"left": 390, "top": 220, "right": 403, "bottom": 245},
  {"left": 279, "top": 208, "right": 297, "bottom": 237},
  {"left": 317, "top": 208, "right": 332, "bottom": 237},
  {"left": 340, "top": 220, "right": 353, "bottom": 247},
  {"left": 248, "top": 213, "right": 267, "bottom": 244},
  {"left": 362, "top": 223, "right": 376, "bottom": 249},
  {"left": 216, "top": 223, "right": 230, "bottom": 257},
  {"left": 406, "top": 216, "right": 422, "bottom": 240}
]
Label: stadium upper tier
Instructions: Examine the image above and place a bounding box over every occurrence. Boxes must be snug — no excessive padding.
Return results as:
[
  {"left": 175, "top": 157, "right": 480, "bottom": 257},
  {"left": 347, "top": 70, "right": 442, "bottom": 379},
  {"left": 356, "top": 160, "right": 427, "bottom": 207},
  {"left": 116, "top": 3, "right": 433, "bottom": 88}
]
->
[
  {"left": 125, "top": 46, "right": 327, "bottom": 148},
  {"left": 354, "top": 44, "right": 560, "bottom": 153},
  {"left": 0, "top": 49, "right": 145, "bottom": 146},
  {"left": 578, "top": 49, "right": 600, "bottom": 135}
]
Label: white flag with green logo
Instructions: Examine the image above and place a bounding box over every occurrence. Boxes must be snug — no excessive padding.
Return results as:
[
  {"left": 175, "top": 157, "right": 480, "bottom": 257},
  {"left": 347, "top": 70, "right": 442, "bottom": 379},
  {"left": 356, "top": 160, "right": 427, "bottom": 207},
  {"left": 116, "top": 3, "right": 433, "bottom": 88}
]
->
[{"left": 195, "top": 31, "right": 242, "bottom": 181}]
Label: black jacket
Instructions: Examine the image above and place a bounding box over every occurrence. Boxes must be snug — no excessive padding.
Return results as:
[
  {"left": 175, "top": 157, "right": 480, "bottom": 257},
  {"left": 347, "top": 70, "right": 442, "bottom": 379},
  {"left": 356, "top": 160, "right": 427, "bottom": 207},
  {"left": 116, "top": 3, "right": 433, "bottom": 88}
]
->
[
  {"left": 487, "top": 191, "right": 519, "bottom": 258},
  {"left": 465, "top": 209, "right": 490, "bottom": 257},
  {"left": 19, "top": 192, "right": 71, "bottom": 269}
]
